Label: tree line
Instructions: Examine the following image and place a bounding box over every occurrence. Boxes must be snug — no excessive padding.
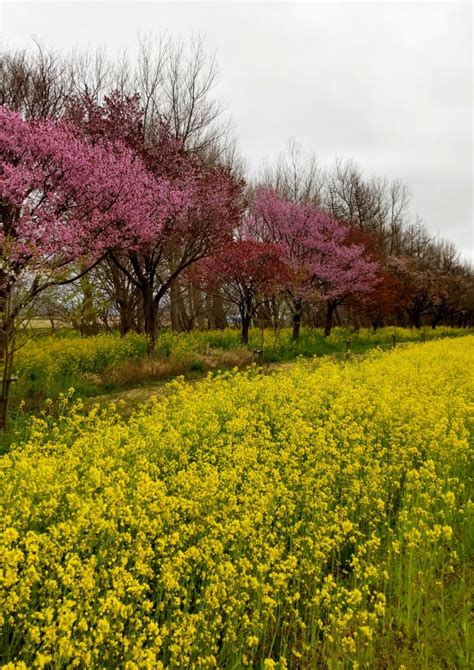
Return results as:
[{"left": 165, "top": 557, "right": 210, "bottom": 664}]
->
[{"left": 1, "top": 38, "right": 473, "bottom": 356}]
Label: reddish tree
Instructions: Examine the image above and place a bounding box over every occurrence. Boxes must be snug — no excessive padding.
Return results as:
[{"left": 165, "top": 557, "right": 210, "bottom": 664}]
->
[
  {"left": 252, "top": 188, "right": 379, "bottom": 337},
  {"left": 358, "top": 271, "right": 406, "bottom": 330},
  {"left": 387, "top": 256, "right": 450, "bottom": 329},
  {"left": 195, "top": 239, "right": 289, "bottom": 344},
  {"left": 344, "top": 226, "right": 403, "bottom": 330}
]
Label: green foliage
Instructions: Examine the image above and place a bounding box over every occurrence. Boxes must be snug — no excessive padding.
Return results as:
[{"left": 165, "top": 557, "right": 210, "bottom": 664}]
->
[{"left": 13, "top": 332, "right": 148, "bottom": 403}]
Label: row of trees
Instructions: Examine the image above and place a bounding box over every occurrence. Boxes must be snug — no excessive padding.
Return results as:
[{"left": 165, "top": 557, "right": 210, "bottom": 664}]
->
[{"left": 1, "top": 39, "right": 473, "bottom": 358}]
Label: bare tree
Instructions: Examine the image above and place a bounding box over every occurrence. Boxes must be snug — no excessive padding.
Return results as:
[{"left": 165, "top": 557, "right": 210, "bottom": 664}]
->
[
  {"left": 386, "top": 179, "right": 411, "bottom": 254},
  {"left": 256, "top": 138, "right": 322, "bottom": 204},
  {"left": 323, "top": 158, "right": 411, "bottom": 256},
  {"left": 105, "top": 34, "right": 239, "bottom": 165},
  {"left": 70, "top": 45, "right": 113, "bottom": 101},
  {"left": 0, "top": 39, "right": 74, "bottom": 118},
  {"left": 325, "top": 159, "right": 383, "bottom": 230},
  {"left": 1, "top": 35, "right": 239, "bottom": 162}
]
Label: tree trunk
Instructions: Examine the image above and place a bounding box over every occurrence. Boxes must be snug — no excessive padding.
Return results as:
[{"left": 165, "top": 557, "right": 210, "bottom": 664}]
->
[
  {"left": 0, "top": 285, "right": 9, "bottom": 364},
  {"left": 324, "top": 301, "right": 336, "bottom": 337},
  {"left": 212, "top": 293, "right": 227, "bottom": 330},
  {"left": 0, "top": 283, "right": 14, "bottom": 430},
  {"left": 142, "top": 285, "right": 157, "bottom": 353},
  {"left": 178, "top": 287, "right": 190, "bottom": 331},
  {"left": 292, "top": 312, "right": 301, "bottom": 342},
  {"left": 118, "top": 299, "right": 133, "bottom": 337},
  {"left": 411, "top": 311, "right": 421, "bottom": 329},
  {"left": 241, "top": 313, "right": 251, "bottom": 345},
  {"left": 79, "top": 274, "right": 99, "bottom": 335},
  {"left": 192, "top": 285, "right": 205, "bottom": 330},
  {"left": 170, "top": 279, "right": 181, "bottom": 332},
  {"left": 204, "top": 290, "right": 227, "bottom": 330},
  {"left": 292, "top": 299, "right": 303, "bottom": 342}
]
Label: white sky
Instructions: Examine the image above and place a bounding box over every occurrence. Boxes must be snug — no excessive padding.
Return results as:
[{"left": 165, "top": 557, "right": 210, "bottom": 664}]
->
[{"left": 1, "top": 1, "right": 473, "bottom": 261}]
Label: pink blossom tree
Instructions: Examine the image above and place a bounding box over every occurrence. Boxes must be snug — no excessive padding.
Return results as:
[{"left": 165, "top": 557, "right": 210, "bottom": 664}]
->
[
  {"left": 0, "top": 105, "right": 169, "bottom": 299},
  {"left": 0, "top": 104, "right": 167, "bottom": 424},
  {"left": 68, "top": 94, "right": 244, "bottom": 347},
  {"left": 252, "top": 188, "right": 379, "bottom": 337}
]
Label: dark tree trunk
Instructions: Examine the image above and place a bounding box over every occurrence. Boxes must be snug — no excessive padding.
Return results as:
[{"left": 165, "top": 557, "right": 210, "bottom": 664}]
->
[
  {"left": 292, "top": 299, "right": 303, "bottom": 342},
  {"left": 0, "top": 283, "right": 14, "bottom": 430},
  {"left": 142, "top": 285, "right": 157, "bottom": 353},
  {"left": 108, "top": 258, "right": 140, "bottom": 336},
  {"left": 411, "top": 311, "right": 421, "bottom": 329},
  {"left": 211, "top": 293, "right": 227, "bottom": 330},
  {"left": 117, "top": 298, "right": 133, "bottom": 337},
  {"left": 79, "top": 274, "right": 99, "bottom": 336},
  {"left": 170, "top": 279, "right": 184, "bottom": 332},
  {"left": 0, "top": 284, "right": 9, "bottom": 364},
  {"left": 292, "top": 313, "right": 301, "bottom": 342},
  {"left": 241, "top": 313, "right": 251, "bottom": 345},
  {"left": 396, "top": 312, "right": 406, "bottom": 328},
  {"left": 431, "top": 302, "right": 446, "bottom": 329},
  {"left": 324, "top": 301, "right": 337, "bottom": 337}
]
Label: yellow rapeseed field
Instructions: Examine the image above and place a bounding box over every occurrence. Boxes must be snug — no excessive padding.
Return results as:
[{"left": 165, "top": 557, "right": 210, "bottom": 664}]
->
[{"left": 1, "top": 337, "right": 473, "bottom": 669}]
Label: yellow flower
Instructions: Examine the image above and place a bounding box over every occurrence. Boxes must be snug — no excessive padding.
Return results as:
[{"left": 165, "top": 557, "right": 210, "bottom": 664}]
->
[
  {"left": 1, "top": 334, "right": 471, "bottom": 667},
  {"left": 263, "top": 660, "right": 277, "bottom": 670}
]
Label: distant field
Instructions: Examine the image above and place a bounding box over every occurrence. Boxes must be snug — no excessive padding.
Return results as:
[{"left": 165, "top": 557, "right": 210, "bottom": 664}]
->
[{"left": 27, "top": 317, "right": 72, "bottom": 330}]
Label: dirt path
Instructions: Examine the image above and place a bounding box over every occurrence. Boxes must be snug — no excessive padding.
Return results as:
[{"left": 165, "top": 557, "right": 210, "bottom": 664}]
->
[
  {"left": 85, "top": 360, "right": 302, "bottom": 416},
  {"left": 85, "top": 342, "right": 411, "bottom": 416}
]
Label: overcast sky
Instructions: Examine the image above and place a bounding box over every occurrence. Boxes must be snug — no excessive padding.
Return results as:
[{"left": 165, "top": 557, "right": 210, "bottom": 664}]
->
[{"left": 1, "top": 1, "right": 472, "bottom": 261}]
